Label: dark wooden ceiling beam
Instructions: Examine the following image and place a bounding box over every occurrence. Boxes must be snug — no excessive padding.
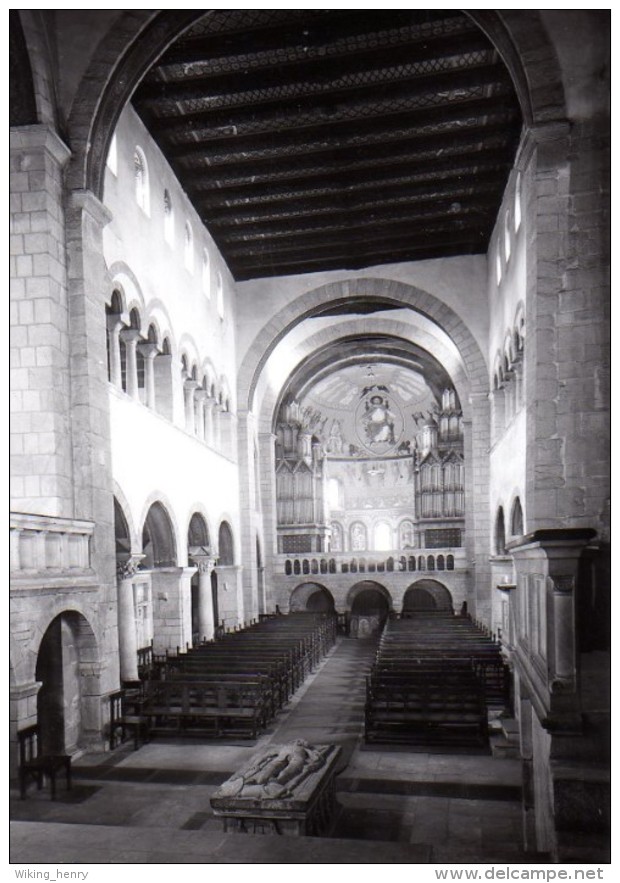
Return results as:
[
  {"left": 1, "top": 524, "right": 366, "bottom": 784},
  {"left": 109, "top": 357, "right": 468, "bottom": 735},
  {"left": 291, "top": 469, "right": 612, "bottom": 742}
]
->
[
  {"left": 181, "top": 125, "right": 514, "bottom": 190},
  {"left": 204, "top": 178, "right": 504, "bottom": 229},
  {"left": 223, "top": 212, "right": 496, "bottom": 260},
  {"left": 164, "top": 95, "right": 518, "bottom": 160},
  {"left": 156, "top": 10, "right": 462, "bottom": 67},
  {"left": 146, "top": 63, "right": 512, "bottom": 136},
  {"left": 189, "top": 151, "right": 514, "bottom": 209},
  {"left": 136, "top": 29, "right": 491, "bottom": 104},
  {"left": 232, "top": 240, "right": 487, "bottom": 280},
  {"left": 212, "top": 194, "right": 500, "bottom": 243}
]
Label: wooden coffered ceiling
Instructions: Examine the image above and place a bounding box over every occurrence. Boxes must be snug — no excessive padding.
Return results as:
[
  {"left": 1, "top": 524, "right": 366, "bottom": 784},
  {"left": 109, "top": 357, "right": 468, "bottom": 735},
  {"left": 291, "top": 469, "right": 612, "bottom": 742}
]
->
[{"left": 132, "top": 9, "right": 522, "bottom": 281}]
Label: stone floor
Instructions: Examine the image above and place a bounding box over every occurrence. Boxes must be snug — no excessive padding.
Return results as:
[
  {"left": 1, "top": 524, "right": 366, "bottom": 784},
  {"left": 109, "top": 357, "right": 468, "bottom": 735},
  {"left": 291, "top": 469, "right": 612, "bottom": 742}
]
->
[{"left": 10, "top": 637, "right": 530, "bottom": 864}]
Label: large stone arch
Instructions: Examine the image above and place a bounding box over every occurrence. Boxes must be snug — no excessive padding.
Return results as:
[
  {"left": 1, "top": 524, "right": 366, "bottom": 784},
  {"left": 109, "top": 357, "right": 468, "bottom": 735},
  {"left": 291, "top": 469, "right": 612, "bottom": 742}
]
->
[
  {"left": 240, "top": 279, "right": 488, "bottom": 414},
  {"left": 53, "top": 11, "right": 567, "bottom": 202},
  {"left": 255, "top": 317, "right": 472, "bottom": 435}
]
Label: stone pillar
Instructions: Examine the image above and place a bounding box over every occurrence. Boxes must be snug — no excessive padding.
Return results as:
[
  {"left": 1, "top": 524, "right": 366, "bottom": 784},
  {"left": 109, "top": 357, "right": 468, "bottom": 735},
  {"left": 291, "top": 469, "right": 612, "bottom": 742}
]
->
[
  {"left": 137, "top": 341, "right": 159, "bottom": 410},
  {"left": 183, "top": 379, "right": 198, "bottom": 434},
  {"left": 116, "top": 554, "right": 144, "bottom": 683},
  {"left": 151, "top": 566, "right": 196, "bottom": 654},
  {"left": 120, "top": 328, "right": 141, "bottom": 401},
  {"left": 106, "top": 314, "right": 123, "bottom": 389},
  {"left": 194, "top": 389, "right": 207, "bottom": 441},
  {"left": 215, "top": 564, "right": 244, "bottom": 628},
  {"left": 190, "top": 553, "right": 217, "bottom": 641}
]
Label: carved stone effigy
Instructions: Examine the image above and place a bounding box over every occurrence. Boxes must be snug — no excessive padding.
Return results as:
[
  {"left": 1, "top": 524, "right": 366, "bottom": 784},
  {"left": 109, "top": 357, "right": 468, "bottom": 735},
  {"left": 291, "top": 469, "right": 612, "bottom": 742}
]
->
[{"left": 210, "top": 741, "right": 341, "bottom": 835}]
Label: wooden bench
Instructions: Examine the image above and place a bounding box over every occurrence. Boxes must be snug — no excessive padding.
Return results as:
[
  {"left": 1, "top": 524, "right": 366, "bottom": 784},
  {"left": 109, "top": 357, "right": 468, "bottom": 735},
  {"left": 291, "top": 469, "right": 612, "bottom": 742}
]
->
[
  {"left": 143, "top": 680, "right": 267, "bottom": 739},
  {"left": 18, "top": 725, "right": 72, "bottom": 800}
]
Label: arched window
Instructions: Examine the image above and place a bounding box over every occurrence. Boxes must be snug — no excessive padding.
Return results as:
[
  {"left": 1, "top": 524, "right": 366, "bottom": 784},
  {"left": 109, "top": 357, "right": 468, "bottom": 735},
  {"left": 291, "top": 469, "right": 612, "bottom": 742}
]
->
[
  {"left": 495, "top": 506, "right": 506, "bottom": 555},
  {"left": 184, "top": 222, "right": 194, "bottom": 273},
  {"left": 427, "top": 555, "right": 435, "bottom": 571},
  {"left": 216, "top": 272, "right": 224, "bottom": 319},
  {"left": 514, "top": 172, "right": 522, "bottom": 231},
  {"left": 504, "top": 210, "right": 511, "bottom": 261},
  {"left": 511, "top": 497, "right": 524, "bottom": 536},
  {"left": 106, "top": 133, "right": 117, "bottom": 176},
  {"left": 437, "top": 554, "right": 445, "bottom": 571},
  {"left": 285, "top": 560, "right": 292, "bottom": 576},
  {"left": 134, "top": 147, "right": 149, "bottom": 214},
  {"left": 164, "top": 190, "right": 174, "bottom": 244},
  {"left": 374, "top": 522, "right": 392, "bottom": 552},
  {"left": 202, "top": 248, "right": 210, "bottom": 297},
  {"left": 293, "top": 559, "right": 300, "bottom": 575},
  {"left": 447, "top": 554, "right": 455, "bottom": 571}
]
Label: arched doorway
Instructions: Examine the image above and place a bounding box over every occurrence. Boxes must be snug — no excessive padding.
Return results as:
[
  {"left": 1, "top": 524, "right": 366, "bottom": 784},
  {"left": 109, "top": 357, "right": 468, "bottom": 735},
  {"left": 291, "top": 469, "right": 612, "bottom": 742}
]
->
[
  {"left": 348, "top": 581, "right": 391, "bottom": 638},
  {"left": 35, "top": 611, "right": 99, "bottom": 755},
  {"left": 289, "top": 582, "right": 335, "bottom": 613},
  {"left": 402, "top": 579, "right": 454, "bottom": 615}
]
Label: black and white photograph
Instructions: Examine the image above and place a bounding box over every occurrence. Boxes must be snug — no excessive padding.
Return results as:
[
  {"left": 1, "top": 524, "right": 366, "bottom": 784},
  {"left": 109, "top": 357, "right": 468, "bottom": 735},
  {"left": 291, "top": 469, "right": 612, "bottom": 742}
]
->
[{"left": 9, "top": 7, "right": 611, "bottom": 872}]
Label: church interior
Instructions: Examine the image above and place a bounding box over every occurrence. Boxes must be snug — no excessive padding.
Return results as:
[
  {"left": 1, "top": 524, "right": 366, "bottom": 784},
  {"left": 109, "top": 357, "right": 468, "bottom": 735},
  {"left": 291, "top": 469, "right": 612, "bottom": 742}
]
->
[{"left": 9, "top": 9, "right": 610, "bottom": 865}]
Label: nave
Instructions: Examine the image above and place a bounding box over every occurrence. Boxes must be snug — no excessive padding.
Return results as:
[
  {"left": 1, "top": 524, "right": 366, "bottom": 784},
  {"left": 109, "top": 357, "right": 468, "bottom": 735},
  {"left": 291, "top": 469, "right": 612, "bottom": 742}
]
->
[{"left": 11, "top": 633, "right": 530, "bottom": 865}]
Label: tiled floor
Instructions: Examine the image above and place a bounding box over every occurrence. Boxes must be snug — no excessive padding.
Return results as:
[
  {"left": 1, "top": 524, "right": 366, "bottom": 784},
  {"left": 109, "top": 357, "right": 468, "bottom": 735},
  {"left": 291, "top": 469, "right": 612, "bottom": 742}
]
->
[{"left": 10, "top": 637, "right": 529, "bottom": 864}]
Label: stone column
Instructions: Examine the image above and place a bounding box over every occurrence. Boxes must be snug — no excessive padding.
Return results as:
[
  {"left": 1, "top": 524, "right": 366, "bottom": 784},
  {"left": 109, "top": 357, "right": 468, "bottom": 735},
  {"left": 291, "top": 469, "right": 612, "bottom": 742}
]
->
[
  {"left": 215, "top": 564, "right": 244, "bottom": 628},
  {"left": 137, "top": 341, "right": 159, "bottom": 410},
  {"left": 120, "top": 328, "right": 141, "bottom": 400},
  {"left": 106, "top": 314, "right": 123, "bottom": 389},
  {"left": 116, "top": 554, "right": 144, "bottom": 683},
  {"left": 153, "top": 352, "right": 174, "bottom": 420},
  {"left": 183, "top": 379, "right": 199, "bottom": 434},
  {"left": 190, "top": 553, "right": 217, "bottom": 641},
  {"left": 194, "top": 389, "right": 207, "bottom": 441}
]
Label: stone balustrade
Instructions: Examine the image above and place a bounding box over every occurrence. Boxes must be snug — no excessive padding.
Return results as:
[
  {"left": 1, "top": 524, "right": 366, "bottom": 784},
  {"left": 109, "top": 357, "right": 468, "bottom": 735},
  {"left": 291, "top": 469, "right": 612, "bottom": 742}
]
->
[
  {"left": 280, "top": 548, "right": 465, "bottom": 577},
  {"left": 10, "top": 512, "right": 97, "bottom": 592}
]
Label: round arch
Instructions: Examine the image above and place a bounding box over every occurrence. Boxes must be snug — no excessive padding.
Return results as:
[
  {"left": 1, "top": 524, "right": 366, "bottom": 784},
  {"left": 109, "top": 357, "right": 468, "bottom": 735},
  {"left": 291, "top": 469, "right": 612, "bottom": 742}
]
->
[
  {"left": 346, "top": 580, "right": 392, "bottom": 611},
  {"left": 142, "top": 500, "right": 177, "bottom": 568},
  {"left": 187, "top": 511, "right": 211, "bottom": 553},
  {"left": 403, "top": 579, "right": 454, "bottom": 613},
  {"left": 289, "top": 582, "right": 335, "bottom": 613},
  {"left": 60, "top": 11, "right": 566, "bottom": 199},
  {"left": 34, "top": 609, "right": 99, "bottom": 754},
  {"left": 241, "top": 279, "right": 488, "bottom": 414}
]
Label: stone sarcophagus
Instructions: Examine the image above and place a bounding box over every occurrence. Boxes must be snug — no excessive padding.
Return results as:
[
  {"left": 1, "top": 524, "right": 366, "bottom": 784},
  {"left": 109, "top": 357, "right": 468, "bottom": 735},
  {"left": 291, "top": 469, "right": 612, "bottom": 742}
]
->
[{"left": 210, "top": 740, "right": 341, "bottom": 836}]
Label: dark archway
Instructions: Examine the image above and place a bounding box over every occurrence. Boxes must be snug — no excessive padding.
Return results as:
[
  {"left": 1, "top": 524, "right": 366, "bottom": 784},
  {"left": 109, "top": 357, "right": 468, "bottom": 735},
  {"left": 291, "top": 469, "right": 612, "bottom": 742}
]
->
[
  {"left": 289, "top": 582, "right": 333, "bottom": 613},
  {"left": 348, "top": 580, "right": 391, "bottom": 637},
  {"left": 142, "top": 501, "right": 177, "bottom": 568},
  {"left": 306, "top": 588, "right": 335, "bottom": 613},
  {"left": 113, "top": 497, "right": 131, "bottom": 556},
  {"left": 35, "top": 611, "right": 98, "bottom": 755},
  {"left": 510, "top": 497, "right": 524, "bottom": 537},
  {"left": 218, "top": 521, "right": 235, "bottom": 566},
  {"left": 403, "top": 579, "right": 454, "bottom": 614}
]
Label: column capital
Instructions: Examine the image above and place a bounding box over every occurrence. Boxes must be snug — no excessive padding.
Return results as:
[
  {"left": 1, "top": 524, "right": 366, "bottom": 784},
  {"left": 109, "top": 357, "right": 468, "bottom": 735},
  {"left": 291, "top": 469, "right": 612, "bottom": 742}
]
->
[
  {"left": 137, "top": 341, "right": 159, "bottom": 360},
  {"left": 190, "top": 553, "right": 218, "bottom": 574},
  {"left": 184, "top": 378, "right": 200, "bottom": 391},
  {"left": 119, "top": 328, "right": 141, "bottom": 345},
  {"left": 116, "top": 553, "right": 145, "bottom": 581}
]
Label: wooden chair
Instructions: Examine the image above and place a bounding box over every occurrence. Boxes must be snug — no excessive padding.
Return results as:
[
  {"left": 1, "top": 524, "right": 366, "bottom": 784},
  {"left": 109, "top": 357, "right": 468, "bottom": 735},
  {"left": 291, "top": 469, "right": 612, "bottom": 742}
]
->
[{"left": 18, "top": 725, "right": 71, "bottom": 800}]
